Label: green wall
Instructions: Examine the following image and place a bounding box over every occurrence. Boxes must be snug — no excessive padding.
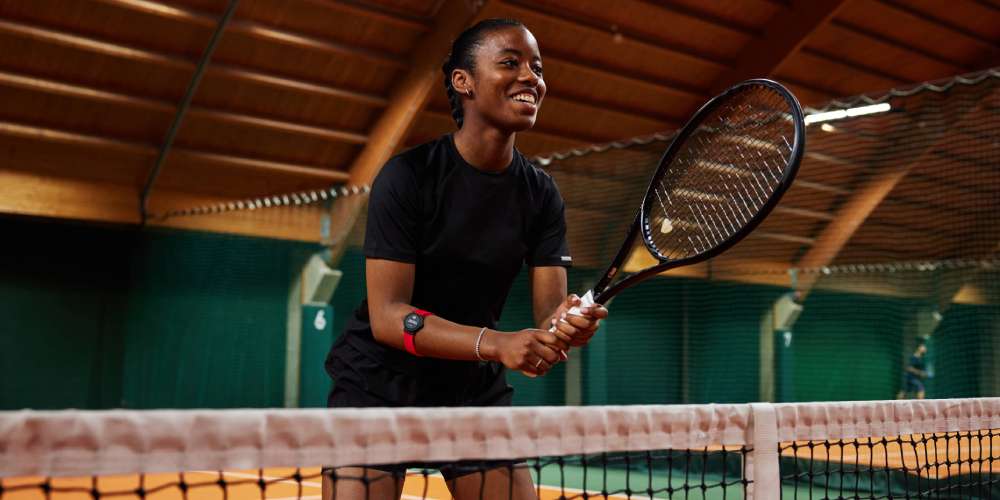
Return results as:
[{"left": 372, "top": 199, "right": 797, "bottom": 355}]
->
[
  {"left": 0, "top": 217, "right": 129, "bottom": 409},
  {"left": 577, "top": 276, "right": 996, "bottom": 405},
  {"left": 585, "top": 278, "right": 683, "bottom": 405},
  {"left": 0, "top": 216, "right": 317, "bottom": 410},
  {"left": 580, "top": 279, "right": 782, "bottom": 406},
  {"left": 2, "top": 216, "right": 996, "bottom": 409},
  {"left": 687, "top": 281, "right": 784, "bottom": 403},
  {"left": 791, "top": 291, "right": 911, "bottom": 401},
  {"left": 932, "top": 303, "right": 998, "bottom": 398},
  {"left": 118, "top": 229, "right": 316, "bottom": 408}
]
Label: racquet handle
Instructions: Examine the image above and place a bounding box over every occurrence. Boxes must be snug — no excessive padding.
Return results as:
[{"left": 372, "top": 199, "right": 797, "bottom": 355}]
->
[{"left": 566, "top": 290, "right": 596, "bottom": 316}]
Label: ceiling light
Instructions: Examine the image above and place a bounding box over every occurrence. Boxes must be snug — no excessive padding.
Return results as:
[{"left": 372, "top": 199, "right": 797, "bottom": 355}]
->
[{"left": 805, "top": 103, "right": 890, "bottom": 125}]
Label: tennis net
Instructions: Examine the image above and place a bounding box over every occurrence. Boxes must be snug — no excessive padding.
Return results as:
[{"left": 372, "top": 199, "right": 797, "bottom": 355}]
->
[{"left": 2, "top": 398, "right": 997, "bottom": 499}]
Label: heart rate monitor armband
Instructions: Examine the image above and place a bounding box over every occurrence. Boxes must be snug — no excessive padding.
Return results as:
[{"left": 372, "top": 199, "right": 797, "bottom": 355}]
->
[{"left": 402, "top": 309, "right": 432, "bottom": 356}]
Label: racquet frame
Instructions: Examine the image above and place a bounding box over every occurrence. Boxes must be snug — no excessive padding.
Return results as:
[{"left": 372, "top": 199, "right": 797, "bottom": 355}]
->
[{"left": 588, "top": 79, "right": 805, "bottom": 305}]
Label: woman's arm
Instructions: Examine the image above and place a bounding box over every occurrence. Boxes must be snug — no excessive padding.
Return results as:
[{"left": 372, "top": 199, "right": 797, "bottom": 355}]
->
[
  {"left": 530, "top": 265, "right": 568, "bottom": 329},
  {"left": 367, "top": 258, "right": 567, "bottom": 375}
]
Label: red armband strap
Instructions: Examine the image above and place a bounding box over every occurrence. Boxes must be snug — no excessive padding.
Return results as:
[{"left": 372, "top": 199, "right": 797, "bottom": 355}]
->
[{"left": 402, "top": 309, "right": 433, "bottom": 356}]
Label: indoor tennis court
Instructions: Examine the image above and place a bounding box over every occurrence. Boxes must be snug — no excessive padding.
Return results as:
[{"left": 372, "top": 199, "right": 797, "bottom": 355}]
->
[{"left": 1, "top": 0, "right": 998, "bottom": 499}]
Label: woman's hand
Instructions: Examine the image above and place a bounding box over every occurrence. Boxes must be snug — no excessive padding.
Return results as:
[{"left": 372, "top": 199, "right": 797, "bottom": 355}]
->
[
  {"left": 485, "top": 328, "right": 568, "bottom": 376},
  {"left": 548, "top": 294, "right": 608, "bottom": 348}
]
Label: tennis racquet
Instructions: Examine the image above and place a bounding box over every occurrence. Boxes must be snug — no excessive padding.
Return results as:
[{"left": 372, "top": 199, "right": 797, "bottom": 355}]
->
[{"left": 568, "top": 79, "right": 805, "bottom": 314}]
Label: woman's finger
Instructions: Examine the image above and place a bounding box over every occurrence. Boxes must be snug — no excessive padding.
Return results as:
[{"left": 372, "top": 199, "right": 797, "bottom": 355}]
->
[
  {"left": 562, "top": 314, "right": 597, "bottom": 330},
  {"left": 579, "top": 305, "right": 609, "bottom": 319},
  {"left": 532, "top": 341, "right": 562, "bottom": 365},
  {"left": 537, "top": 331, "right": 570, "bottom": 353}
]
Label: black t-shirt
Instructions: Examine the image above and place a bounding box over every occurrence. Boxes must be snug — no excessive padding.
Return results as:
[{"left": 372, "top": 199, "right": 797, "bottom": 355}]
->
[{"left": 332, "top": 134, "right": 571, "bottom": 385}]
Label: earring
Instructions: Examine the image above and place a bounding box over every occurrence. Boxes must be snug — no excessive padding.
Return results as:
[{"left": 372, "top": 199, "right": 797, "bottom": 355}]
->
[{"left": 466, "top": 89, "right": 473, "bottom": 97}]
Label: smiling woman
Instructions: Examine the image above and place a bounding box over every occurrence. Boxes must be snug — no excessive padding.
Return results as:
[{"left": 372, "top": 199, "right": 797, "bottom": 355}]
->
[
  {"left": 443, "top": 19, "right": 546, "bottom": 146},
  {"left": 321, "top": 18, "right": 608, "bottom": 500}
]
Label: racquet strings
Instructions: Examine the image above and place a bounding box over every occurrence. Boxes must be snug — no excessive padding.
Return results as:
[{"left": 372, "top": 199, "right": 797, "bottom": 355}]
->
[{"left": 645, "top": 84, "right": 797, "bottom": 261}]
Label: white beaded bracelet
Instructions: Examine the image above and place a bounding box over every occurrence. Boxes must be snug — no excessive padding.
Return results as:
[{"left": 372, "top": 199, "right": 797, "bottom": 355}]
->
[{"left": 474, "top": 327, "right": 488, "bottom": 361}]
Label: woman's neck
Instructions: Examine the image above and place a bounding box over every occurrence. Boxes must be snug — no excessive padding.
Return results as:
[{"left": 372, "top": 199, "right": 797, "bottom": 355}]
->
[{"left": 452, "top": 123, "right": 515, "bottom": 173}]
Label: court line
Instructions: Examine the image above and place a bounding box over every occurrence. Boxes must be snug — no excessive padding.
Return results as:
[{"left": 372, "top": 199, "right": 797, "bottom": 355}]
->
[{"left": 206, "top": 469, "right": 690, "bottom": 500}]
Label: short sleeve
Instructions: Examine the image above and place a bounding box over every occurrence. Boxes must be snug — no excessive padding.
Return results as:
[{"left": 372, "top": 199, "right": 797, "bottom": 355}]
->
[
  {"left": 363, "top": 158, "right": 420, "bottom": 263},
  {"left": 527, "top": 180, "right": 572, "bottom": 267}
]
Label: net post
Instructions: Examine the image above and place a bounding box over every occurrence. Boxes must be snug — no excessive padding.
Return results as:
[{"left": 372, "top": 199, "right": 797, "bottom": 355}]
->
[{"left": 747, "top": 403, "right": 780, "bottom": 499}]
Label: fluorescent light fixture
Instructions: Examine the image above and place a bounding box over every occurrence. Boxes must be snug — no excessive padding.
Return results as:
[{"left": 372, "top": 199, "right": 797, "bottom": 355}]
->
[
  {"left": 846, "top": 102, "right": 891, "bottom": 117},
  {"left": 805, "top": 103, "right": 891, "bottom": 125}
]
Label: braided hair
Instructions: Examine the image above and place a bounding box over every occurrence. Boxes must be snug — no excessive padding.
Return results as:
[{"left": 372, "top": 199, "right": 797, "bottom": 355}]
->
[{"left": 442, "top": 18, "right": 524, "bottom": 128}]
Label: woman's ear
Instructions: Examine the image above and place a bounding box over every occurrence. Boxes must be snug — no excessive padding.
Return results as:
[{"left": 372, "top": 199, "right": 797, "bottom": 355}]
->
[{"left": 452, "top": 69, "right": 473, "bottom": 97}]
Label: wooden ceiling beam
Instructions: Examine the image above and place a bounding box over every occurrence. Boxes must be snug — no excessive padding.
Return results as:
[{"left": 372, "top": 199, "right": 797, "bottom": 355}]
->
[
  {"left": 829, "top": 18, "right": 970, "bottom": 71},
  {"left": 773, "top": 76, "right": 840, "bottom": 102},
  {"left": 306, "top": 0, "right": 430, "bottom": 31},
  {"left": 807, "top": 146, "right": 994, "bottom": 200},
  {"left": 0, "top": 119, "right": 349, "bottom": 183},
  {"left": 0, "top": 6, "right": 699, "bottom": 131},
  {"left": 634, "top": 0, "right": 761, "bottom": 37},
  {"left": 752, "top": 231, "right": 815, "bottom": 246},
  {"left": 0, "top": 119, "right": 151, "bottom": 157},
  {"left": 169, "top": 149, "right": 348, "bottom": 182},
  {"left": 794, "top": 179, "right": 850, "bottom": 195},
  {"left": 0, "top": 169, "right": 143, "bottom": 224},
  {"left": 91, "top": 0, "right": 214, "bottom": 27},
  {"left": 0, "top": 18, "right": 190, "bottom": 70},
  {"left": 926, "top": 238, "right": 1000, "bottom": 313},
  {"left": 0, "top": 169, "right": 328, "bottom": 241},
  {"left": 774, "top": 205, "right": 834, "bottom": 221},
  {"left": 0, "top": 18, "right": 391, "bottom": 109},
  {"left": 543, "top": 52, "right": 705, "bottom": 101},
  {"left": 0, "top": 69, "right": 369, "bottom": 145},
  {"left": 225, "top": 19, "right": 405, "bottom": 68},
  {"left": 208, "top": 64, "right": 388, "bottom": 107},
  {"left": 92, "top": 0, "right": 406, "bottom": 68},
  {"left": 501, "top": 0, "right": 729, "bottom": 70},
  {"left": 187, "top": 108, "right": 367, "bottom": 144},
  {"left": 809, "top": 129, "right": 998, "bottom": 209},
  {"left": 793, "top": 85, "right": 1000, "bottom": 300},
  {"left": 544, "top": 85, "right": 685, "bottom": 125},
  {"left": 708, "top": 0, "right": 848, "bottom": 94},
  {"left": 0, "top": 69, "right": 163, "bottom": 112},
  {"left": 879, "top": 0, "right": 1000, "bottom": 49},
  {"left": 794, "top": 166, "right": 930, "bottom": 300},
  {"left": 799, "top": 47, "right": 907, "bottom": 85},
  {"left": 951, "top": 241, "right": 1000, "bottom": 307}
]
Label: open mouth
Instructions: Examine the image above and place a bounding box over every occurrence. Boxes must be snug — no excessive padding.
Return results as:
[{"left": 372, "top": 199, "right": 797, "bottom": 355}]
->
[{"left": 511, "top": 91, "right": 537, "bottom": 106}]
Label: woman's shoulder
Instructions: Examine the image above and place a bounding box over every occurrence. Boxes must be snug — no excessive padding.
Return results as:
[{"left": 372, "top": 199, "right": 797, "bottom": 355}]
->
[
  {"left": 514, "top": 149, "right": 558, "bottom": 192},
  {"left": 379, "top": 136, "right": 451, "bottom": 180}
]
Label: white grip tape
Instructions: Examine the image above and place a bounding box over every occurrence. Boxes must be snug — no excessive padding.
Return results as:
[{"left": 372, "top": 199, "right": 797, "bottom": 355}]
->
[{"left": 567, "top": 290, "right": 595, "bottom": 316}]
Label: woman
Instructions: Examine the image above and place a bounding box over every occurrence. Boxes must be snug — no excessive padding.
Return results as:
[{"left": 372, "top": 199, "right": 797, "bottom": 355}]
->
[{"left": 323, "top": 18, "right": 607, "bottom": 500}]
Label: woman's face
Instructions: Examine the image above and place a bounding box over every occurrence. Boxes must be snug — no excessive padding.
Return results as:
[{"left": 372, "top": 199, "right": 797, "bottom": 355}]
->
[{"left": 463, "top": 26, "right": 546, "bottom": 132}]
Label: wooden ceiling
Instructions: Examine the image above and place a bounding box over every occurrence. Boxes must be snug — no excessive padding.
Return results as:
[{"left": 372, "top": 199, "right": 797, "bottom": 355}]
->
[
  {"left": 0, "top": 0, "right": 998, "bottom": 248},
  {"left": 544, "top": 67, "right": 1000, "bottom": 306}
]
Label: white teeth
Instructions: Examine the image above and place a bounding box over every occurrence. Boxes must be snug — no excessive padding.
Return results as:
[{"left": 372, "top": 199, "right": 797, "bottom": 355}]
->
[{"left": 512, "top": 93, "right": 536, "bottom": 104}]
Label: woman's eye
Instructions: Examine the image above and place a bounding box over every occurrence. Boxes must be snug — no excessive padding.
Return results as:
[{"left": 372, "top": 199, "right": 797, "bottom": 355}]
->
[
  {"left": 501, "top": 60, "right": 517, "bottom": 68},
  {"left": 532, "top": 65, "right": 544, "bottom": 76}
]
